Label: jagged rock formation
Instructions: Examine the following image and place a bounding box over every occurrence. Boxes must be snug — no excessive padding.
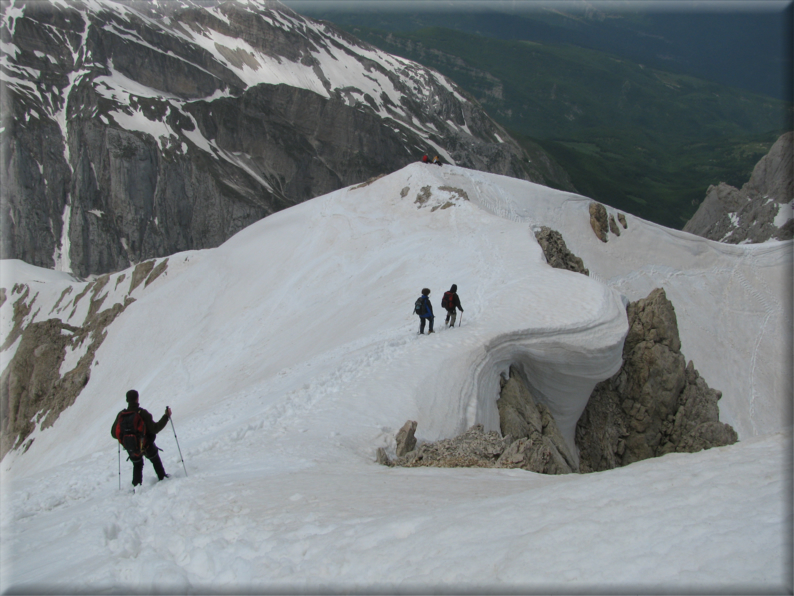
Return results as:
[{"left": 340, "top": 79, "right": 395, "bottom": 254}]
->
[
  {"left": 575, "top": 288, "right": 738, "bottom": 473},
  {"left": 534, "top": 226, "right": 589, "bottom": 275},
  {"left": 0, "top": 259, "right": 167, "bottom": 460},
  {"left": 0, "top": 0, "right": 570, "bottom": 278},
  {"left": 589, "top": 202, "right": 609, "bottom": 242},
  {"left": 683, "top": 132, "right": 793, "bottom": 243}
]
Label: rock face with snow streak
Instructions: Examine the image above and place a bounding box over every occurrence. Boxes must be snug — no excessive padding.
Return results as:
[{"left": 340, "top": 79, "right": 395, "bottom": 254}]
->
[
  {"left": 683, "top": 132, "right": 794, "bottom": 243},
  {"left": 0, "top": 260, "right": 167, "bottom": 460},
  {"left": 0, "top": 0, "right": 571, "bottom": 278},
  {"left": 575, "top": 288, "right": 738, "bottom": 473}
]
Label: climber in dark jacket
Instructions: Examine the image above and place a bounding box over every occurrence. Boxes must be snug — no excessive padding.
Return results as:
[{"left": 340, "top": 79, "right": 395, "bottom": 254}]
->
[
  {"left": 442, "top": 284, "right": 464, "bottom": 327},
  {"left": 111, "top": 389, "right": 171, "bottom": 486},
  {"left": 417, "top": 287, "right": 435, "bottom": 335}
]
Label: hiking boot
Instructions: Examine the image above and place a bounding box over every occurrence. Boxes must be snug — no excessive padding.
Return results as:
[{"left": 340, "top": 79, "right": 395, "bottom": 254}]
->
[
  {"left": 428, "top": 330, "right": 435, "bottom": 334},
  {"left": 158, "top": 473, "right": 170, "bottom": 481}
]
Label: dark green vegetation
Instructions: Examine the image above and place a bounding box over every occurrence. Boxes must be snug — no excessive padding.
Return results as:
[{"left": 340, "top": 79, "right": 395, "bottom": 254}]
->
[
  {"left": 314, "top": 23, "right": 791, "bottom": 228},
  {"left": 296, "top": 5, "right": 792, "bottom": 101}
]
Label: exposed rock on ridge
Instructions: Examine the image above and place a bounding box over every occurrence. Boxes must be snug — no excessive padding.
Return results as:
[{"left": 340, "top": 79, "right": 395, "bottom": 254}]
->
[
  {"left": 683, "top": 132, "right": 793, "bottom": 243},
  {"left": 575, "top": 288, "right": 738, "bottom": 472},
  {"left": 589, "top": 202, "right": 609, "bottom": 243},
  {"left": 589, "top": 202, "right": 627, "bottom": 243},
  {"left": 534, "top": 226, "right": 589, "bottom": 275}
]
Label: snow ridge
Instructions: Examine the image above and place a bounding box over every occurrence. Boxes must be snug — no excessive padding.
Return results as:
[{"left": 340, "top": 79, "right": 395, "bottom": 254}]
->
[{"left": 0, "top": 164, "right": 790, "bottom": 591}]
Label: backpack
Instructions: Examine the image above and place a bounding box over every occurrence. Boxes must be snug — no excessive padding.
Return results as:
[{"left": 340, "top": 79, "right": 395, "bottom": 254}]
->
[
  {"left": 113, "top": 409, "right": 147, "bottom": 458},
  {"left": 441, "top": 291, "right": 454, "bottom": 310},
  {"left": 414, "top": 296, "right": 425, "bottom": 316}
]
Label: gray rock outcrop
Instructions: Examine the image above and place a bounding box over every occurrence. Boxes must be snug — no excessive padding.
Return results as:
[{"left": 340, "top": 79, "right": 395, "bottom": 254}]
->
[
  {"left": 534, "top": 226, "right": 589, "bottom": 275},
  {"left": 575, "top": 288, "right": 738, "bottom": 472},
  {"left": 683, "top": 132, "right": 793, "bottom": 243},
  {"left": 395, "top": 420, "right": 417, "bottom": 457},
  {"left": 589, "top": 202, "right": 609, "bottom": 242},
  {"left": 0, "top": 0, "right": 571, "bottom": 278}
]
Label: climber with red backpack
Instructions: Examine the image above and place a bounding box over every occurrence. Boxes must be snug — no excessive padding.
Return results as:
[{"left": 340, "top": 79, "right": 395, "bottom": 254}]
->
[
  {"left": 441, "top": 284, "right": 464, "bottom": 327},
  {"left": 111, "top": 389, "right": 171, "bottom": 487}
]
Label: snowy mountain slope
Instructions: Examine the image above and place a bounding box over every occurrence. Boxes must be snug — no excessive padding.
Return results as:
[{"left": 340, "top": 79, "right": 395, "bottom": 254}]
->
[
  {"left": 435, "top": 167, "right": 792, "bottom": 439},
  {"left": 0, "top": 163, "right": 790, "bottom": 591},
  {"left": 1, "top": 0, "right": 570, "bottom": 278}
]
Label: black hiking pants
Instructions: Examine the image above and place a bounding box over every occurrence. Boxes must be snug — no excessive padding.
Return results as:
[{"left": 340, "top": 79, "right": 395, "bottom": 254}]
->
[
  {"left": 129, "top": 435, "right": 167, "bottom": 486},
  {"left": 419, "top": 316, "right": 434, "bottom": 334}
]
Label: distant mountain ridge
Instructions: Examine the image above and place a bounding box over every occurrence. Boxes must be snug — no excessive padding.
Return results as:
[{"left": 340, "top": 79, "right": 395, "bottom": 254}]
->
[
  {"left": 0, "top": 0, "right": 572, "bottom": 278},
  {"left": 329, "top": 23, "right": 790, "bottom": 229},
  {"left": 684, "top": 132, "right": 793, "bottom": 244}
]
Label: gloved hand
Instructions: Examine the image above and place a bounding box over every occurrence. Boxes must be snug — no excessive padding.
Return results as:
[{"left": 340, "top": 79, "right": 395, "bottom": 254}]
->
[{"left": 166, "top": 406, "right": 172, "bottom": 418}]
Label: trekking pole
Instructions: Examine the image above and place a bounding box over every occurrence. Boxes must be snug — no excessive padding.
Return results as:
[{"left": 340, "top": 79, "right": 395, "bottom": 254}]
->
[
  {"left": 118, "top": 442, "right": 121, "bottom": 490},
  {"left": 169, "top": 411, "right": 188, "bottom": 477}
]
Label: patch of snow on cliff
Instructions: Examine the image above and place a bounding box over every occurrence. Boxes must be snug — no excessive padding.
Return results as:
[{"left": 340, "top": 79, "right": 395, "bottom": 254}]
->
[
  {"left": 2, "top": 2, "right": 24, "bottom": 34},
  {"left": 95, "top": 69, "right": 182, "bottom": 102},
  {"left": 109, "top": 109, "right": 176, "bottom": 147},
  {"left": 773, "top": 200, "right": 793, "bottom": 228},
  {"left": 59, "top": 339, "right": 89, "bottom": 377}
]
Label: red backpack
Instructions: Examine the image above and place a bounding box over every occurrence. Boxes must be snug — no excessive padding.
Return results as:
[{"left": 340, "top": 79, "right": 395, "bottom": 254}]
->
[
  {"left": 113, "top": 410, "right": 147, "bottom": 457},
  {"left": 442, "top": 291, "right": 454, "bottom": 310}
]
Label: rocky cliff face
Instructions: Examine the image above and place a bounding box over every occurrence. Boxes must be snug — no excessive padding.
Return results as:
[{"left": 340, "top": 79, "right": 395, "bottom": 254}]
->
[
  {"left": 683, "top": 132, "right": 793, "bottom": 243},
  {"left": 1, "top": 0, "right": 565, "bottom": 278},
  {"left": 576, "top": 288, "right": 737, "bottom": 472}
]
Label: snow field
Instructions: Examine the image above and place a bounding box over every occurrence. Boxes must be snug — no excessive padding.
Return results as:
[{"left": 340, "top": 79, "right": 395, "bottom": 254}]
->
[
  {"left": 2, "top": 430, "right": 789, "bottom": 591},
  {"left": 1, "top": 163, "right": 791, "bottom": 591}
]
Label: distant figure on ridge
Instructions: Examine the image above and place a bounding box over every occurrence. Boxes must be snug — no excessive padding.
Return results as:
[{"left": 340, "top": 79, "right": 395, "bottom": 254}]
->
[
  {"left": 441, "top": 284, "right": 464, "bottom": 327},
  {"left": 111, "top": 390, "right": 171, "bottom": 488},
  {"left": 421, "top": 154, "right": 429, "bottom": 163},
  {"left": 432, "top": 155, "right": 442, "bottom": 166},
  {"left": 414, "top": 288, "right": 435, "bottom": 334}
]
